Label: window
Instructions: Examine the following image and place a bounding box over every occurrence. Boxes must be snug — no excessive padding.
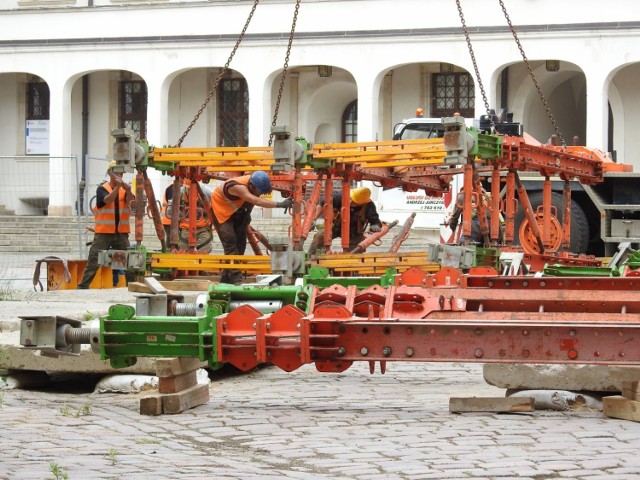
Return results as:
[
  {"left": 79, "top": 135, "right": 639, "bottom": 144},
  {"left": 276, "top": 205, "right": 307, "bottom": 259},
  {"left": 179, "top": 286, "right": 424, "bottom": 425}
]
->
[
  {"left": 218, "top": 78, "right": 248, "bottom": 147},
  {"left": 119, "top": 80, "right": 147, "bottom": 140},
  {"left": 342, "top": 100, "right": 357, "bottom": 143},
  {"left": 431, "top": 73, "right": 475, "bottom": 118},
  {"left": 27, "top": 82, "right": 50, "bottom": 120}
]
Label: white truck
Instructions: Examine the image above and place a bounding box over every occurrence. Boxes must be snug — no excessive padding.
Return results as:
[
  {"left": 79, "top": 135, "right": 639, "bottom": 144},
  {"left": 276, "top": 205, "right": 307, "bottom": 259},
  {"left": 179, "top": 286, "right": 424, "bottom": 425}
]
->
[{"left": 377, "top": 114, "right": 640, "bottom": 257}]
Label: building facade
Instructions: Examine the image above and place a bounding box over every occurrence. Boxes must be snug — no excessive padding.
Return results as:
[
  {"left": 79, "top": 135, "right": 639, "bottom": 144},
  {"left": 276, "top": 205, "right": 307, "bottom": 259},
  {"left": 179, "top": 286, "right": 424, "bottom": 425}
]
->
[{"left": 1, "top": 0, "right": 639, "bottom": 216}]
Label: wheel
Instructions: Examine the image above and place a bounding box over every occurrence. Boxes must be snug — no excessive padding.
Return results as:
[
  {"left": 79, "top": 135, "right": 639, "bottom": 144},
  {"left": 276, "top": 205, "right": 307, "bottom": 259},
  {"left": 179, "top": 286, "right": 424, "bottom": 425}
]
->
[
  {"left": 512, "top": 191, "right": 590, "bottom": 254},
  {"left": 518, "top": 211, "right": 562, "bottom": 254}
]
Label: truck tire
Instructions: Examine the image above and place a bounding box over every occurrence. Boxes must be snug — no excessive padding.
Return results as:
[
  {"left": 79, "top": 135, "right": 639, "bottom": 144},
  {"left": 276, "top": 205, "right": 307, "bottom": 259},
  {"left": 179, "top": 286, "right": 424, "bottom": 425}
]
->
[{"left": 512, "top": 191, "right": 590, "bottom": 254}]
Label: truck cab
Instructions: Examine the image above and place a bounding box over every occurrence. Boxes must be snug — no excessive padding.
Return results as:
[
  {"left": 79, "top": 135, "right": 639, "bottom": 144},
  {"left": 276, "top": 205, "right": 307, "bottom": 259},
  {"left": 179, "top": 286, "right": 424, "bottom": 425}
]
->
[{"left": 393, "top": 117, "right": 447, "bottom": 140}]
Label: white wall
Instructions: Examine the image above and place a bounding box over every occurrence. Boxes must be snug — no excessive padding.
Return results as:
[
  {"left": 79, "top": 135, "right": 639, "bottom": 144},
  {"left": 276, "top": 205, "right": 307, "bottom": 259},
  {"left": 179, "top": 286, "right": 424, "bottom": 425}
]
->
[{"left": 2, "top": 1, "right": 640, "bottom": 213}]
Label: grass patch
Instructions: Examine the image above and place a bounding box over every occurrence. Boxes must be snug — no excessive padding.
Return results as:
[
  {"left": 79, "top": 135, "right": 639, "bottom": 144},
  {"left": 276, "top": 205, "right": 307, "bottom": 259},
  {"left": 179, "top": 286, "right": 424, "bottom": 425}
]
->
[{"left": 49, "top": 462, "right": 69, "bottom": 480}]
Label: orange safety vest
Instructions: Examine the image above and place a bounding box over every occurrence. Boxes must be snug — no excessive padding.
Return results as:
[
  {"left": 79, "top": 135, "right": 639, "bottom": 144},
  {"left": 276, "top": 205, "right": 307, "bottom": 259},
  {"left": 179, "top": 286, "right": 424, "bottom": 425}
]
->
[
  {"left": 211, "top": 175, "right": 252, "bottom": 224},
  {"left": 179, "top": 185, "right": 210, "bottom": 229},
  {"left": 94, "top": 183, "right": 131, "bottom": 234}
]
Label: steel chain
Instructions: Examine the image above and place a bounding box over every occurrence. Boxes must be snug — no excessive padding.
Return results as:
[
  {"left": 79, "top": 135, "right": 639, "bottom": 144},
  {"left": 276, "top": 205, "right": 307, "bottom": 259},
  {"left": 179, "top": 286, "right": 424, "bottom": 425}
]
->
[
  {"left": 455, "top": 0, "right": 491, "bottom": 115},
  {"left": 175, "top": 0, "right": 260, "bottom": 147},
  {"left": 268, "top": 0, "right": 301, "bottom": 147},
  {"left": 497, "top": 0, "right": 565, "bottom": 145}
]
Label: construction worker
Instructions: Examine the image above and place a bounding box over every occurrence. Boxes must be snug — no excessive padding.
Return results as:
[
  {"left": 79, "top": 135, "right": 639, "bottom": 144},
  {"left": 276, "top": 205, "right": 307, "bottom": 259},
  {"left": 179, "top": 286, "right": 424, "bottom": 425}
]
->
[
  {"left": 211, "top": 171, "right": 293, "bottom": 285},
  {"left": 78, "top": 160, "right": 133, "bottom": 289},
  {"left": 307, "top": 187, "right": 382, "bottom": 255},
  {"left": 447, "top": 187, "right": 493, "bottom": 244},
  {"left": 160, "top": 179, "right": 181, "bottom": 243},
  {"left": 178, "top": 179, "right": 213, "bottom": 253}
]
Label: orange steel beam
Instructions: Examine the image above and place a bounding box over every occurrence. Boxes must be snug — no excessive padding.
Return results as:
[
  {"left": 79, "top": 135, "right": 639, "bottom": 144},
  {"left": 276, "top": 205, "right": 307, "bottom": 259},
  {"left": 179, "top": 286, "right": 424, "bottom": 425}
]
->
[
  {"left": 504, "top": 171, "right": 517, "bottom": 243},
  {"left": 490, "top": 166, "right": 501, "bottom": 243},
  {"left": 542, "top": 177, "right": 552, "bottom": 248},
  {"left": 217, "top": 268, "right": 640, "bottom": 372},
  {"left": 562, "top": 180, "right": 572, "bottom": 250}
]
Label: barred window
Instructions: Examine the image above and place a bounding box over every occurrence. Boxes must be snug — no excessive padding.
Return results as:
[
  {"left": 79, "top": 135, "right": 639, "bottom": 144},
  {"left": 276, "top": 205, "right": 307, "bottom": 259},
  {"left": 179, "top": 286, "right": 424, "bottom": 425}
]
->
[
  {"left": 342, "top": 100, "right": 358, "bottom": 143},
  {"left": 27, "top": 82, "right": 50, "bottom": 120},
  {"left": 218, "top": 78, "right": 249, "bottom": 147},
  {"left": 431, "top": 73, "right": 475, "bottom": 118},
  {"left": 119, "top": 80, "right": 147, "bottom": 140}
]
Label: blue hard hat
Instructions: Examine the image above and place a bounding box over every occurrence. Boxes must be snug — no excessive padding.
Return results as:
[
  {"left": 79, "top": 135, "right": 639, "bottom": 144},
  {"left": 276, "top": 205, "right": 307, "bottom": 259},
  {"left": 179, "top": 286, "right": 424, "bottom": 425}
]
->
[{"left": 249, "top": 171, "right": 272, "bottom": 195}]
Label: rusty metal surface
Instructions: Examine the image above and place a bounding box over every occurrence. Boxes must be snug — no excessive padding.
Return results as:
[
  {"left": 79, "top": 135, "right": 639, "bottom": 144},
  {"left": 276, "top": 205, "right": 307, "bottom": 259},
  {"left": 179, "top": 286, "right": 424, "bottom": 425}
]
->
[{"left": 217, "top": 268, "right": 640, "bottom": 373}]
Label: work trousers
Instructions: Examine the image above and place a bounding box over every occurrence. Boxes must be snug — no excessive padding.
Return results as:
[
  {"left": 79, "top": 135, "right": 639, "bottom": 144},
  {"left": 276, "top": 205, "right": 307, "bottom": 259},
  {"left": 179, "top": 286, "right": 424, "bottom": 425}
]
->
[
  {"left": 78, "top": 233, "right": 130, "bottom": 289},
  {"left": 307, "top": 225, "right": 364, "bottom": 255},
  {"left": 212, "top": 208, "right": 251, "bottom": 285},
  {"left": 178, "top": 226, "right": 213, "bottom": 253}
]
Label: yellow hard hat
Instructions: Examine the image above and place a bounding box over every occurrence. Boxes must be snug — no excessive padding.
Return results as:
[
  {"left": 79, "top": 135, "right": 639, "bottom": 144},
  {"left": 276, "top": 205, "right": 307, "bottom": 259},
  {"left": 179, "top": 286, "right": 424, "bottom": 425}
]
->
[
  {"left": 350, "top": 187, "right": 371, "bottom": 205},
  {"left": 107, "top": 160, "right": 117, "bottom": 173}
]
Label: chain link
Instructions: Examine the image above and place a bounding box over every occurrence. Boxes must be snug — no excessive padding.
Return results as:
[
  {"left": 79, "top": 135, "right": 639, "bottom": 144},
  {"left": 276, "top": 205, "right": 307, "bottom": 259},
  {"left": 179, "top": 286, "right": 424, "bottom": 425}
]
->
[
  {"left": 455, "top": 0, "right": 491, "bottom": 116},
  {"left": 268, "top": 0, "right": 301, "bottom": 147},
  {"left": 497, "top": 0, "right": 565, "bottom": 145},
  {"left": 174, "top": 0, "right": 260, "bottom": 147}
]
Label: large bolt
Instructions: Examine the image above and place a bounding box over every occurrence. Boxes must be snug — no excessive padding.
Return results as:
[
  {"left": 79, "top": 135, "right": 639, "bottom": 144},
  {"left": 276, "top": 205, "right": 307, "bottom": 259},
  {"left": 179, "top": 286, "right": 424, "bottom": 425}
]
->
[
  {"left": 382, "top": 346, "right": 392, "bottom": 357},
  {"left": 360, "top": 347, "right": 369, "bottom": 356}
]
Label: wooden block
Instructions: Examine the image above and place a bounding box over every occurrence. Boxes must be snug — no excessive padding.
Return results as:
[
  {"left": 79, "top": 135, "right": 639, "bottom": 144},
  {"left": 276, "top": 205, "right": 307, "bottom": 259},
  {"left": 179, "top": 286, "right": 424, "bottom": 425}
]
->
[
  {"left": 622, "top": 381, "right": 640, "bottom": 401},
  {"left": 449, "top": 396, "right": 535, "bottom": 413},
  {"left": 158, "top": 369, "right": 198, "bottom": 394},
  {"left": 161, "top": 279, "right": 213, "bottom": 291},
  {"left": 129, "top": 279, "right": 212, "bottom": 293},
  {"left": 155, "top": 357, "right": 206, "bottom": 377},
  {"left": 128, "top": 281, "right": 152, "bottom": 294},
  {"left": 140, "top": 394, "right": 163, "bottom": 416},
  {"left": 161, "top": 383, "right": 210, "bottom": 414},
  {"left": 144, "top": 276, "right": 168, "bottom": 294},
  {"left": 603, "top": 395, "right": 640, "bottom": 422},
  {"left": 608, "top": 366, "right": 640, "bottom": 382}
]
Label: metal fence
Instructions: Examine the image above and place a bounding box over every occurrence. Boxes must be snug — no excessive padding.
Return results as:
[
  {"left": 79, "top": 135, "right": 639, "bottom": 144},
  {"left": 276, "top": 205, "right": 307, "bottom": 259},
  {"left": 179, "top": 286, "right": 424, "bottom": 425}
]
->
[{"left": 0, "top": 154, "right": 120, "bottom": 292}]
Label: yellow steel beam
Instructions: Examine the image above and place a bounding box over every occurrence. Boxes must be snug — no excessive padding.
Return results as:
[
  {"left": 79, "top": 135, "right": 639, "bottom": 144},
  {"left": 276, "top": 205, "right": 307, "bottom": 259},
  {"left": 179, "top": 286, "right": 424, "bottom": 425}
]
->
[
  {"left": 149, "top": 138, "right": 449, "bottom": 171},
  {"left": 308, "top": 252, "right": 441, "bottom": 273},
  {"left": 150, "top": 253, "right": 272, "bottom": 273}
]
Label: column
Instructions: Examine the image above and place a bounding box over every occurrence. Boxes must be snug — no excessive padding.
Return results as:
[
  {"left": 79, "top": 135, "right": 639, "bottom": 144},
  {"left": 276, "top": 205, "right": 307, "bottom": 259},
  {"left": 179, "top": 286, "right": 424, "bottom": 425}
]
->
[{"left": 47, "top": 77, "right": 75, "bottom": 216}]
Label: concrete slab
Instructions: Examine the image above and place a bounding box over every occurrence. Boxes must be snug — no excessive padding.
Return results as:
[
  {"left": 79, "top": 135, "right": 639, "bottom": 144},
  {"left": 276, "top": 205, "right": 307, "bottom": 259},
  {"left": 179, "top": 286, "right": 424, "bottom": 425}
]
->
[{"left": 483, "top": 363, "right": 621, "bottom": 392}]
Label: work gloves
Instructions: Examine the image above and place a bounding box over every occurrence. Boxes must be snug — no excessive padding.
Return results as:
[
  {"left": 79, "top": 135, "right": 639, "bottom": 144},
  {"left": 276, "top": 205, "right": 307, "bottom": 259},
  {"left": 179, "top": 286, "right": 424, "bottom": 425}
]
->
[
  {"left": 276, "top": 197, "right": 294, "bottom": 209},
  {"left": 369, "top": 224, "right": 382, "bottom": 233}
]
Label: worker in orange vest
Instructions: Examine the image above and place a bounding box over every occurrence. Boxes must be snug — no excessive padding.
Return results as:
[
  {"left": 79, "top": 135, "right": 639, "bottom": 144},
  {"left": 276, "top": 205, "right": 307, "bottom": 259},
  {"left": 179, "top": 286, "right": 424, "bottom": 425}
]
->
[
  {"left": 177, "top": 179, "right": 213, "bottom": 252},
  {"left": 78, "top": 160, "right": 133, "bottom": 289},
  {"left": 211, "top": 171, "right": 292, "bottom": 285},
  {"left": 307, "top": 187, "right": 382, "bottom": 255}
]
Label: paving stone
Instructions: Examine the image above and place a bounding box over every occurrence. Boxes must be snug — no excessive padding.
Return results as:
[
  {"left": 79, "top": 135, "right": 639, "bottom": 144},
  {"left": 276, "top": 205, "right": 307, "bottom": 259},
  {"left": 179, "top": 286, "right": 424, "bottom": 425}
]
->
[{"left": 1, "top": 363, "right": 640, "bottom": 478}]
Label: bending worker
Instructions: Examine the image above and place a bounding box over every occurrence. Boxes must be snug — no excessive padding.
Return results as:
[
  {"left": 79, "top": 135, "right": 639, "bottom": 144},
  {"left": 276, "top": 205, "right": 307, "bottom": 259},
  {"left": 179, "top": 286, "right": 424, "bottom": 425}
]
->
[
  {"left": 78, "top": 161, "right": 133, "bottom": 289},
  {"left": 211, "top": 171, "right": 293, "bottom": 285},
  {"left": 307, "top": 187, "right": 382, "bottom": 255}
]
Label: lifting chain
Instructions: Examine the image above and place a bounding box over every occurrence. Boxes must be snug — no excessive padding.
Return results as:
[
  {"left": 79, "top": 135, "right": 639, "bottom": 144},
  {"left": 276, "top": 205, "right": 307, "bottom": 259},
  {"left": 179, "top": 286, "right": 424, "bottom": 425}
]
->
[
  {"left": 455, "top": 0, "right": 491, "bottom": 116},
  {"left": 174, "top": 0, "right": 260, "bottom": 147},
  {"left": 497, "top": 0, "right": 565, "bottom": 146},
  {"left": 268, "top": 0, "right": 301, "bottom": 147}
]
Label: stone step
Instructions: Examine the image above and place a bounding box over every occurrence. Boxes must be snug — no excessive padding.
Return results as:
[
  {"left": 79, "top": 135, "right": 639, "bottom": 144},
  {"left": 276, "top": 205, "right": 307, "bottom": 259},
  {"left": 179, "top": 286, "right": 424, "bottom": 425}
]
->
[{"left": 0, "top": 216, "right": 438, "bottom": 255}]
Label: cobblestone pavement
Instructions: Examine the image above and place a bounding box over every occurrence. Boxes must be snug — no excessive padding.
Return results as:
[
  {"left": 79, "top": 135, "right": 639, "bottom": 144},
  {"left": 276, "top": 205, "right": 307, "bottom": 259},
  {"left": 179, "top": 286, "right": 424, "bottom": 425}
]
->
[{"left": 1, "top": 362, "right": 639, "bottom": 480}]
